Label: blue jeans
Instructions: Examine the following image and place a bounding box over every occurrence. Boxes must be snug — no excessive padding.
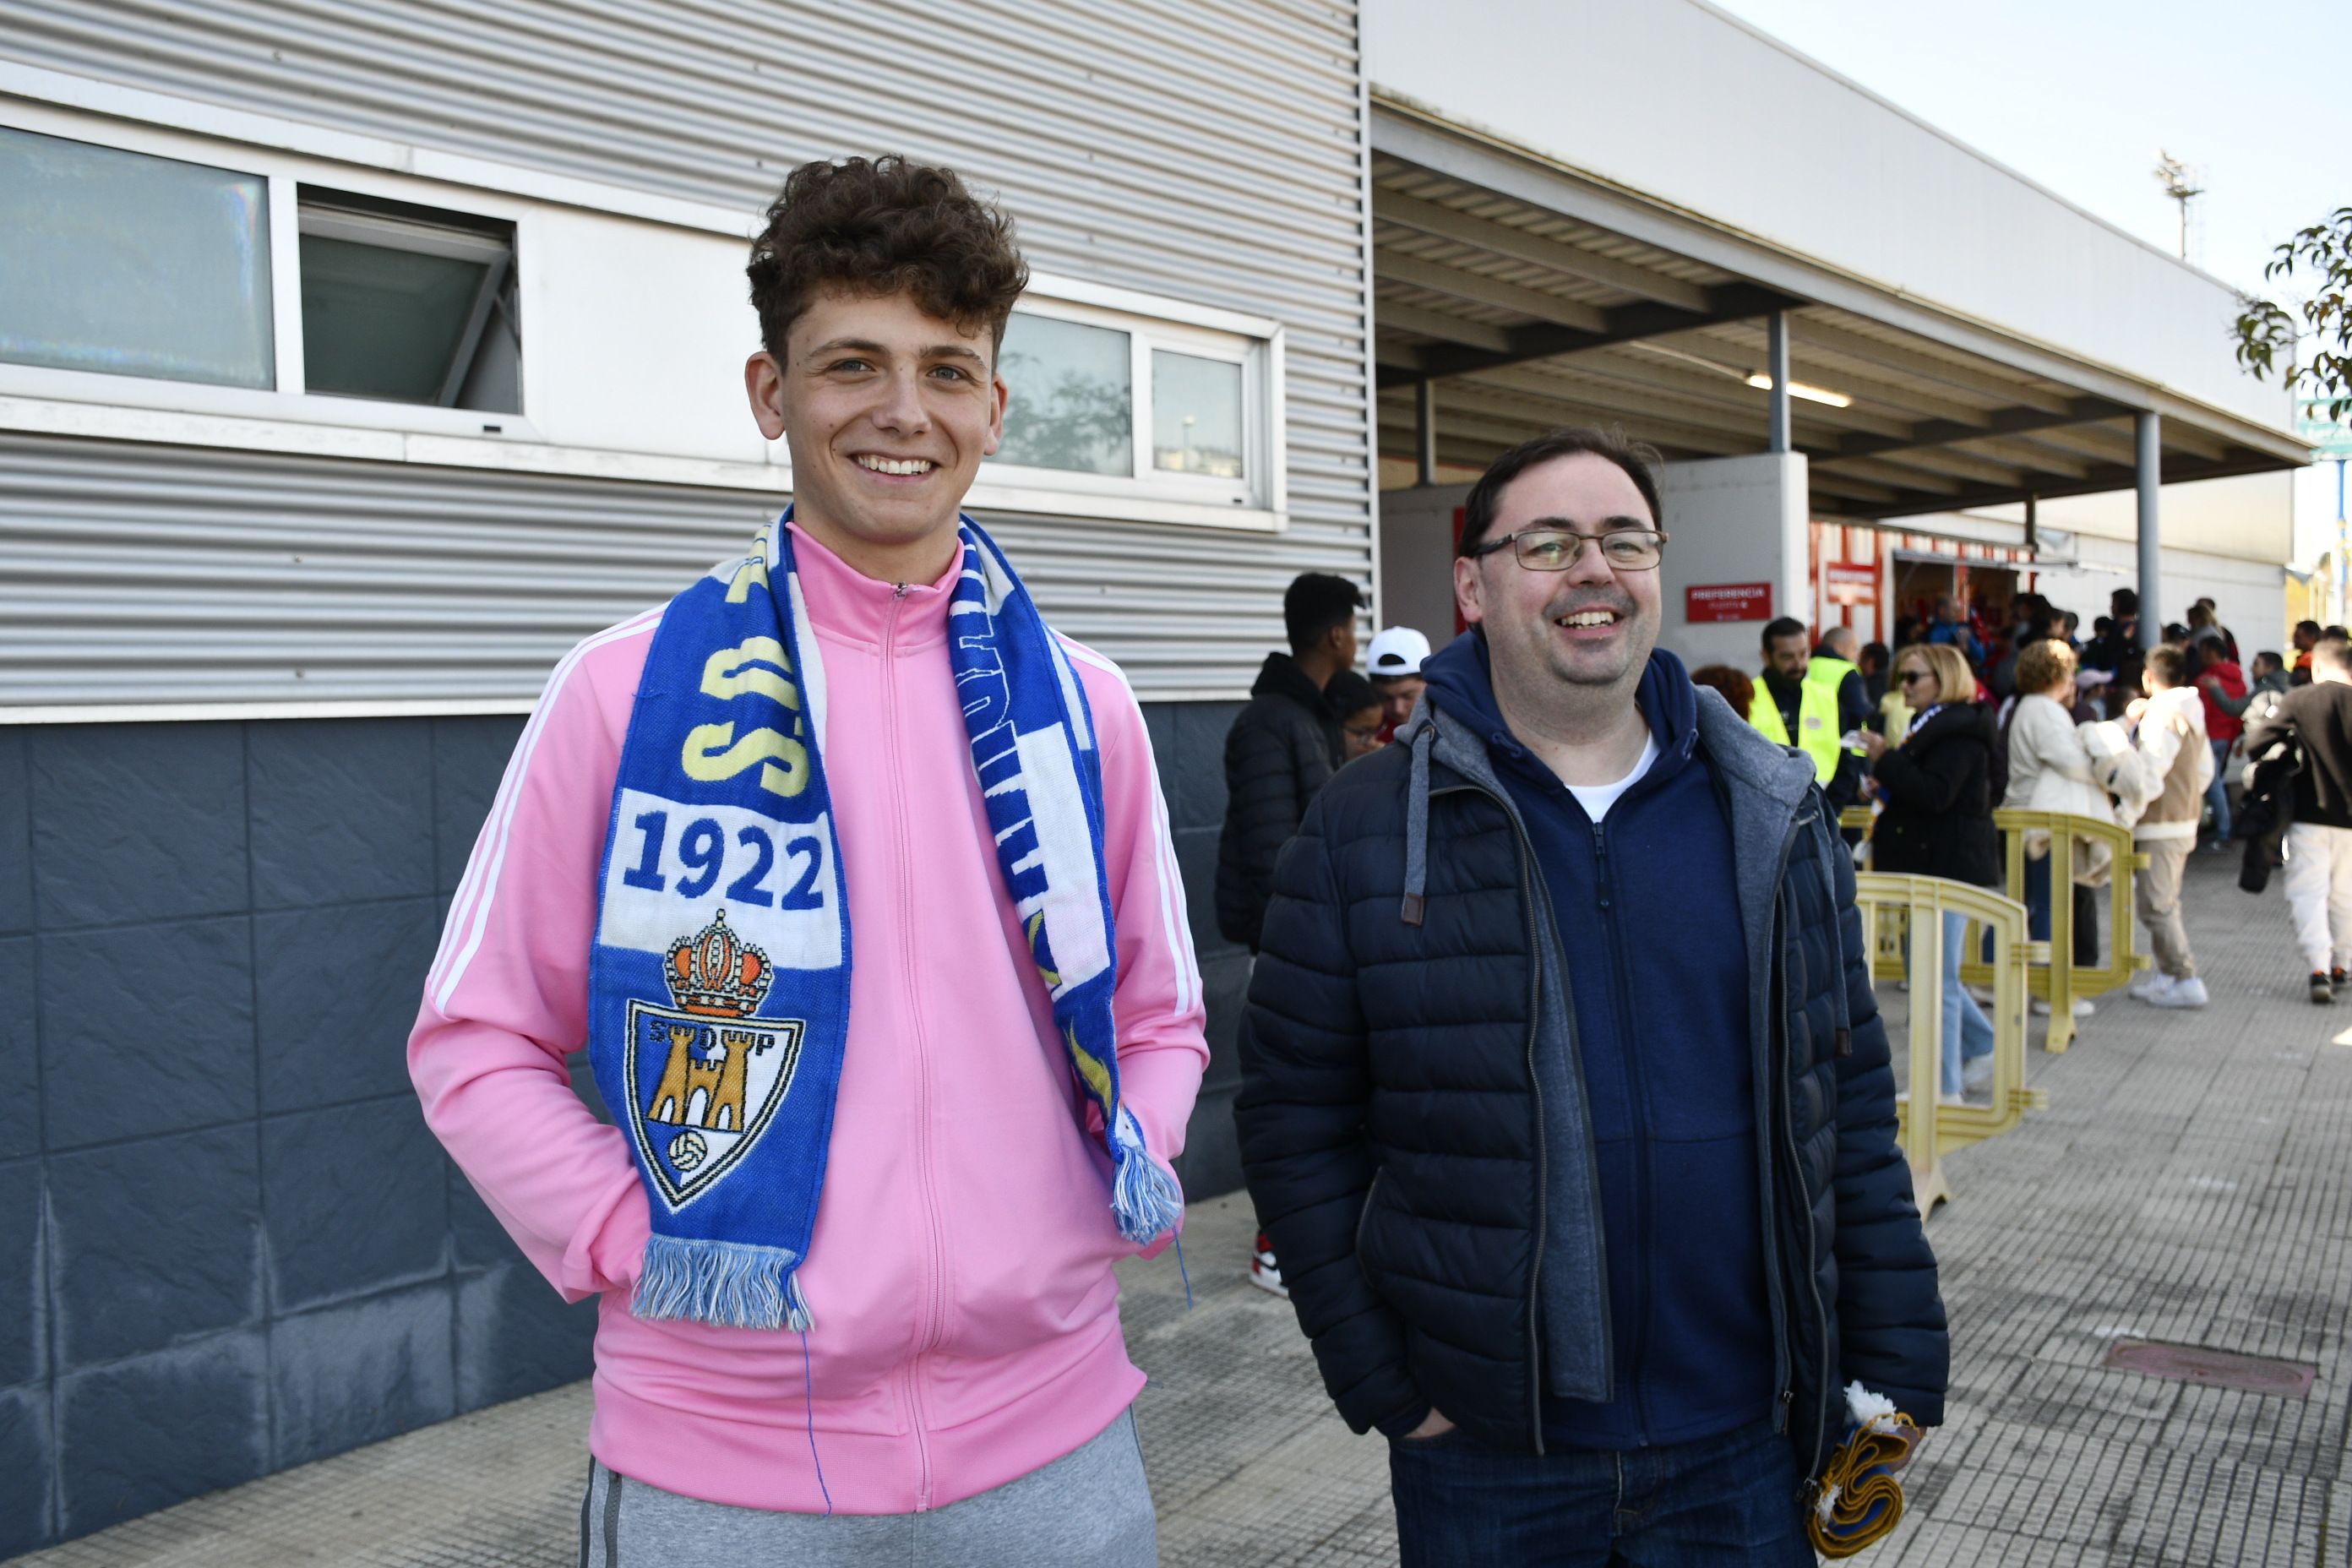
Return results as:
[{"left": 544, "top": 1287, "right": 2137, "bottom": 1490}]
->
[
  {"left": 1389, "top": 1418, "right": 1813, "bottom": 1566},
  {"left": 2207, "top": 738, "right": 2233, "bottom": 844},
  {"left": 1927, "top": 909, "right": 1994, "bottom": 1097},
  {"left": 2023, "top": 852, "right": 2052, "bottom": 943}
]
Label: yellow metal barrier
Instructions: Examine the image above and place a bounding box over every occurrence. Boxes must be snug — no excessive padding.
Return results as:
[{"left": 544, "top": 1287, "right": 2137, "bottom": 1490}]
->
[
  {"left": 1968, "top": 810, "right": 2153, "bottom": 1054},
  {"left": 1852, "top": 873, "right": 2049, "bottom": 1212},
  {"left": 1845, "top": 805, "right": 2151, "bottom": 1054}
]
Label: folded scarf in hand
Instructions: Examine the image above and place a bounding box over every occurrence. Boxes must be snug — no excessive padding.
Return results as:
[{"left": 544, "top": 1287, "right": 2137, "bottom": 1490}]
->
[{"left": 1807, "top": 1382, "right": 1920, "bottom": 1559}]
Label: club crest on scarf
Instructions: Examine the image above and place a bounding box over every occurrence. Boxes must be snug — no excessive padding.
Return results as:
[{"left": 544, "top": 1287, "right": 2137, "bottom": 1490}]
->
[{"left": 623, "top": 909, "right": 808, "bottom": 1206}]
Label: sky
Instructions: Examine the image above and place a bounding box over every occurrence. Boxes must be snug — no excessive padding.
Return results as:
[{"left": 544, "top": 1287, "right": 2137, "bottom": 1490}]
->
[
  {"left": 1709, "top": 0, "right": 2350, "bottom": 545},
  {"left": 1707, "top": 0, "right": 2343, "bottom": 297}
]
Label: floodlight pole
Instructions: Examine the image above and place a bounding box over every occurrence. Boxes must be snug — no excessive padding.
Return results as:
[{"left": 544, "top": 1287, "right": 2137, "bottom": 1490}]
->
[
  {"left": 1767, "top": 311, "right": 1792, "bottom": 455},
  {"left": 2137, "top": 412, "right": 2162, "bottom": 652}
]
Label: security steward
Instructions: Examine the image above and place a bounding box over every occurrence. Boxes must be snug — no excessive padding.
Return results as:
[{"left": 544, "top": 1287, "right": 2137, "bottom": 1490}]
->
[{"left": 1752, "top": 616, "right": 1871, "bottom": 811}]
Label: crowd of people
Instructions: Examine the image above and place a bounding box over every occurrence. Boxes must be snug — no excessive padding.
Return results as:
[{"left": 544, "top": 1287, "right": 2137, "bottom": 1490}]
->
[{"left": 1682, "top": 589, "right": 2352, "bottom": 1107}]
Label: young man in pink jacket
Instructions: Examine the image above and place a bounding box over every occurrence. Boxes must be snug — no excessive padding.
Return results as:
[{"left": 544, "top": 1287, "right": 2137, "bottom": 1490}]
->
[{"left": 409, "top": 156, "right": 1206, "bottom": 1565}]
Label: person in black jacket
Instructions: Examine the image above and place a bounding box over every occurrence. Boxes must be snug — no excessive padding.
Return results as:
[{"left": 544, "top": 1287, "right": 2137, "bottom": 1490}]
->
[
  {"left": 1235, "top": 428, "right": 1946, "bottom": 1565},
  {"left": 1855, "top": 640, "right": 2000, "bottom": 1103},
  {"left": 2244, "top": 634, "right": 2352, "bottom": 1001},
  {"left": 1214, "top": 571, "right": 1362, "bottom": 950}
]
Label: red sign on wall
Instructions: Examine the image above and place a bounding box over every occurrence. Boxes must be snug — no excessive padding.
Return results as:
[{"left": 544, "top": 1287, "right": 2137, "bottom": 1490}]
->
[
  {"left": 1685, "top": 582, "right": 1774, "bottom": 623},
  {"left": 1823, "top": 564, "right": 1877, "bottom": 607}
]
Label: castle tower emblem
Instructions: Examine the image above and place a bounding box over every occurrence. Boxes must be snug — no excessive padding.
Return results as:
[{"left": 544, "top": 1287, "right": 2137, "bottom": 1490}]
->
[{"left": 623, "top": 908, "right": 806, "bottom": 1208}]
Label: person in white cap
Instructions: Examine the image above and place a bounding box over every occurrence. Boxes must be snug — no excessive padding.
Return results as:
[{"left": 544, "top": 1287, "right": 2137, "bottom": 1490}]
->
[{"left": 1366, "top": 625, "right": 1433, "bottom": 744}]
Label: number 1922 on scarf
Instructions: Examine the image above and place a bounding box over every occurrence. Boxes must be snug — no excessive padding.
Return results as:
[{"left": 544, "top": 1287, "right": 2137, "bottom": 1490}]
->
[{"left": 597, "top": 788, "right": 845, "bottom": 971}]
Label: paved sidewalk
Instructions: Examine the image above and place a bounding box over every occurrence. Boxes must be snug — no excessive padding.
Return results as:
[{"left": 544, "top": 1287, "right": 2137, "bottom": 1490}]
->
[{"left": 14, "top": 853, "right": 2352, "bottom": 1566}]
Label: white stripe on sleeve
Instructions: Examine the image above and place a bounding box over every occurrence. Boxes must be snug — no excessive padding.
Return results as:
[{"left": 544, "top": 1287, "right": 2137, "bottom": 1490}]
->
[{"left": 427, "top": 608, "right": 662, "bottom": 1013}]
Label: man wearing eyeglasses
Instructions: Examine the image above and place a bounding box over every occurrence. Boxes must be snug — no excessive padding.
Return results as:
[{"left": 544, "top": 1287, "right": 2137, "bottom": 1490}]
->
[{"left": 1236, "top": 427, "right": 1946, "bottom": 1565}]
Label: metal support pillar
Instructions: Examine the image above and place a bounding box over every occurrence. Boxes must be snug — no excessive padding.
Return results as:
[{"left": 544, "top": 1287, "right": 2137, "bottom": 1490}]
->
[
  {"left": 1415, "top": 378, "right": 1438, "bottom": 488},
  {"left": 2136, "top": 412, "right": 2161, "bottom": 651},
  {"left": 2336, "top": 457, "right": 2346, "bottom": 623},
  {"left": 1767, "top": 312, "right": 1791, "bottom": 455}
]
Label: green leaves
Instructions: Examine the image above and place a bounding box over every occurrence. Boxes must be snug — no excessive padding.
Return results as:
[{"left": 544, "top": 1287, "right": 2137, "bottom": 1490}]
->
[{"left": 2235, "top": 205, "right": 2352, "bottom": 423}]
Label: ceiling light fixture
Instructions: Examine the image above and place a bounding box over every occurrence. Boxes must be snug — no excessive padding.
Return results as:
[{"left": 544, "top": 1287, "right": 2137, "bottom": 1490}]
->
[{"left": 1745, "top": 373, "right": 1853, "bottom": 409}]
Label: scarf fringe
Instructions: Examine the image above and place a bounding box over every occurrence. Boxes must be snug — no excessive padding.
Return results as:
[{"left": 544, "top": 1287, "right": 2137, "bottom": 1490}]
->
[
  {"left": 630, "top": 1235, "right": 813, "bottom": 1331},
  {"left": 1110, "top": 1109, "right": 1184, "bottom": 1244}
]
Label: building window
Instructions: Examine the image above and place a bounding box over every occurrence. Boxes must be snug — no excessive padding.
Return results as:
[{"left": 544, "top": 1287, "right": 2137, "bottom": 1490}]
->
[
  {"left": 1152, "top": 350, "right": 1244, "bottom": 479},
  {"left": 986, "top": 294, "right": 1277, "bottom": 515},
  {"left": 0, "top": 125, "right": 274, "bottom": 389},
  {"left": 298, "top": 192, "right": 520, "bottom": 411},
  {"left": 996, "top": 313, "right": 1131, "bottom": 475}
]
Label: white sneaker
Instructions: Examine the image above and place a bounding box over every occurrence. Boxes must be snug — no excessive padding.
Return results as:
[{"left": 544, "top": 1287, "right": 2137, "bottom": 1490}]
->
[
  {"left": 2149, "top": 976, "right": 2208, "bottom": 1008},
  {"left": 2030, "top": 996, "right": 2097, "bottom": 1017},
  {"left": 1962, "top": 1055, "right": 1995, "bottom": 1089},
  {"left": 2127, "top": 971, "right": 2165, "bottom": 1001}
]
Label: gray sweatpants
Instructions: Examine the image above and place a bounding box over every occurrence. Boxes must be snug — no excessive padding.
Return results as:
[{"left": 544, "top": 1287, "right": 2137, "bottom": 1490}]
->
[{"left": 577, "top": 1405, "right": 1157, "bottom": 1567}]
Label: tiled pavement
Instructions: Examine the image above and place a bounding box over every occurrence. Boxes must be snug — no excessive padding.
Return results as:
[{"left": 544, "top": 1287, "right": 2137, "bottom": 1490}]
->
[{"left": 13, "top": 852, "right": 2352, "bottom": 1566}]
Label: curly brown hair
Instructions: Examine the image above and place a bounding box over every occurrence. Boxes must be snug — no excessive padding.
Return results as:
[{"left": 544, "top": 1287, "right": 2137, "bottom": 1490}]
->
[
  {"left": 2012, "top": 637, "right": 2077, "bottom": 698},
  {"left": 746, "top": 155, "right": 1029, "bottom": 361}
]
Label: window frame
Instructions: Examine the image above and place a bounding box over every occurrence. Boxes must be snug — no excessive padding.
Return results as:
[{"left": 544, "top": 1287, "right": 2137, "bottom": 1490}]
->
[
  {"left": 294, "top": 198, "right": 519, "bottom": 411},
  {"left": 0, "top": 101, "right": 547, "bottom": 442},
  {"left": 0, "top": 74, "right": 1291, "bottom": 534},
  {"left": 986, "top": 288, "right": 1280, "bottom": 522}
]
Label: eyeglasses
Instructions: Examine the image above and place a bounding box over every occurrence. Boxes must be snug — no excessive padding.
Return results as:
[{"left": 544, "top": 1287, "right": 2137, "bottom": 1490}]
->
[
  {"left": 1469, "top": 527, "right": 1669, "bottom": 572},
  {"left": 1897, "top": 670, "right": 1932, "bottom": 686}
]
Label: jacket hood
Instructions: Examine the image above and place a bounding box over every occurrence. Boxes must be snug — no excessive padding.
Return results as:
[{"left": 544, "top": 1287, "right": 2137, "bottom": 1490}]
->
[
  {"left": 1249, "top": 651, "right": 1333, "bottom": 716},
  {"left": 1418, "top": 629, "right": 1701, "bottom": 781},
  {"left": 2149, "top": 683, "right": 2206, "bottom": 725}
]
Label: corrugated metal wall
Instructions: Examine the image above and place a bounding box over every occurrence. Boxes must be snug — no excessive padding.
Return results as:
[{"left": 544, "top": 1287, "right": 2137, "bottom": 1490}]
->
[{"left": 0, "top": 0, "right": 1374, "bottom": 709}]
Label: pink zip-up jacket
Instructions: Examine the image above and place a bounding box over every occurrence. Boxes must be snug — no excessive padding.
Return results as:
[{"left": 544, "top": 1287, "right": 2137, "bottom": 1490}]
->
[{"left": 409, "top": 524, "right": 1207, "bottom": 1515}]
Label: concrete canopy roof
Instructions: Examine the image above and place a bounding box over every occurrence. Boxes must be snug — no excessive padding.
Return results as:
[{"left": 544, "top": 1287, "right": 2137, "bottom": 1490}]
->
[{"left": 1369, "top": 126, "right": 2309, "bottom": 520}]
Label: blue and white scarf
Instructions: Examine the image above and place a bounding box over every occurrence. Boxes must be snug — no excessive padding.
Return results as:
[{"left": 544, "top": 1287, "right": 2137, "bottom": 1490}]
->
[{"left": 585, "top": 510, "right": 1180, "bottom": 1331}]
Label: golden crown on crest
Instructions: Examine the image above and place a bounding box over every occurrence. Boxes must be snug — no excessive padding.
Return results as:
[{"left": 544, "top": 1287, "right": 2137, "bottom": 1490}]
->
[{"left": 665, "top": 909, "right": 773, "bottom": 1018}]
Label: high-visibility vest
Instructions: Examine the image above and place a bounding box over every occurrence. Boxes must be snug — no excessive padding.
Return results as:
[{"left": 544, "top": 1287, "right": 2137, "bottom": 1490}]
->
[{"left": 1750, "top": 658, "right": 1856, "bottom": 784}]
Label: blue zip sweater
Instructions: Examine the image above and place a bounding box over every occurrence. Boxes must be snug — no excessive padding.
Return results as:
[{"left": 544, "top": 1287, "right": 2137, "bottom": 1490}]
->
[{"left": 1421, "top": 634, "right": 1777, "bottom": 1448}]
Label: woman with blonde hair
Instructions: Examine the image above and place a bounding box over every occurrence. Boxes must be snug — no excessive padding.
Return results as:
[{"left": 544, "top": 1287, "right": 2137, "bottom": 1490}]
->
[
  {"left": 1858, "top": 641, "right": 2000, "bottom": 1102},
  {"left": 2003, "top": 638, "right": 2117, "bottom": 1016}
]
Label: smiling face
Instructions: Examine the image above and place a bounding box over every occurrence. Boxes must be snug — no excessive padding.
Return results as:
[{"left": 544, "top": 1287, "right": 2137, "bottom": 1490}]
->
[
  {"left": 745, "top": 286, "right": 1007, "bottom": 580},
  {"left": 1454, "top": 452, "right": 1661, "bottom": 700}
]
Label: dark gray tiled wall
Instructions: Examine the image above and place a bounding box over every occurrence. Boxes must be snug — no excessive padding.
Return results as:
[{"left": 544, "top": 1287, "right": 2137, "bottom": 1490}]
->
[
  {"left": 1146, "top": 700, "right": 1252, "bottom": 1204},
  {"left": 0, "top": 714, "right": 596, "bottom": 1552},
  {"left": 0, "top": 701, "right": 1250, "bottom": 1551}
]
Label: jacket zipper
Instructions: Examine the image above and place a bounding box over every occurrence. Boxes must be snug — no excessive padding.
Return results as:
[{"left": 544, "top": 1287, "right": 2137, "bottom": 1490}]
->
[
  {"left": 1354, "top": 1168, "right": 1384, "bottom": 1258},
  {"left": 885, "top": 581, "right": 945, "bottom": 1511},
  {"left": 1591, "top": 818, "right": 1656, "bottom": 1443},
  {"left": 1772, "top": 809, "right": 1835, "bottom": 1487},
  {"left": 1430, "top": 781, "right": 1614, "bottom": 1455}
]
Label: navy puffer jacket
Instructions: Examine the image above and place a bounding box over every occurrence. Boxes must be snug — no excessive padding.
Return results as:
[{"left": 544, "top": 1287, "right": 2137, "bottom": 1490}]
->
[{"left": 1234, "top": 667, "right": 1947, "bottom": 1478}]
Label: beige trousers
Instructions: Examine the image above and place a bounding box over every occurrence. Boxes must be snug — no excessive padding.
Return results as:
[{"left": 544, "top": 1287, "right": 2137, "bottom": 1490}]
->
[{"left": 2134, "top": 838, "right": 2195, "bottom": 979}]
